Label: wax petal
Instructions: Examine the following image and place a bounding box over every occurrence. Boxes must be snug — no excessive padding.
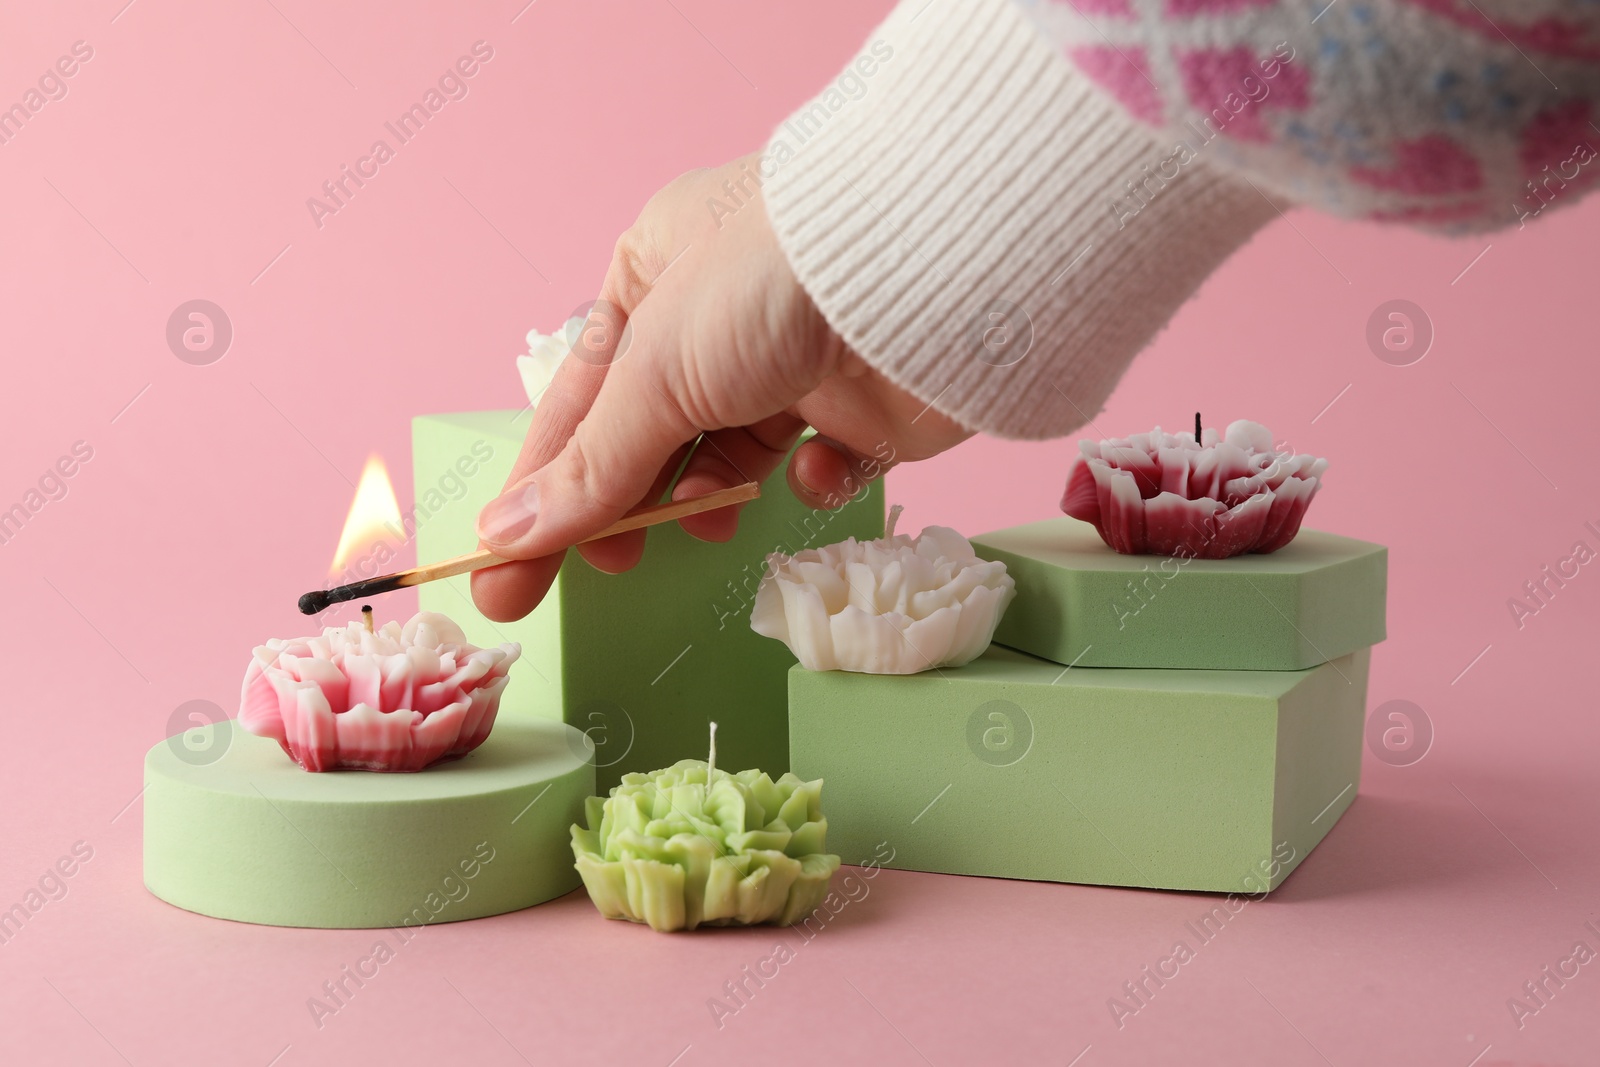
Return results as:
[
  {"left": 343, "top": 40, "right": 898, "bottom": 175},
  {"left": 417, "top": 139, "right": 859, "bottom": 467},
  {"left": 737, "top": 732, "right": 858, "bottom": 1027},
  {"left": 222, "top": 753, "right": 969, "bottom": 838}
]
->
[
  {"left": 290, "top": 656, "right": 349, "bottom": 714},
  {"left": 333, "top": 703, "right": 416, "bottom": 771},
  {"left": 1099, "top": 470, "right": 1148, "bottom": 554},
  {"left": 744, "top": 774, "right": 782, "bottom": 826},
  {"left": 344, "top": 654, "right": 382, "bottom": 713},
  {"left": 829, "top": 606, "right": 910, "bottom": 673},
  {"left": 623, "top": 856, "right": 687, "bottom": 933},
  {"left": 946, "top": 585, "right": 1002, "bottom": 666},
  {"left": 776, "top": 853, "right": 842, "bottom": 926},
  {"left": 1225, "top": 419, "right": 1274, "bottom": 451},
  {"left": 785, "top": 817, "right": 828, "bottom": 858},
  {"left": 701, "top": 857, "right": 743, "bottom": 923},
  {"left": 763, "top": 579, "right": 836, "bottom": 670},
  {"left": 728, "top": 828, "right": 791, "bottom": 852},
  {"left": 238, "top": 659, "right": 286, "bottom": 743},
  {"left": 731, "top": 862, "right": 788, "bottom": 926},
  {"left": 285, "top": 683, "right": 337, "bottom": 772},
  {"left": 400, "top": 611, "right": 466, "bottom": 647},
  {"left": 1061, "top": 460, "right": 1103, "bottom": 525},
  {"left": 409, "top": 700, "right": 467, "bottom": 769},
  {"left": 1208, "top": 491, "right": 1272, "bottom": 558},
  {"left": 573, "top": 853, "right": 629, "bottom": 919},
  {"left": 900, "top": 607, "right": 959, "bottom": 672}
]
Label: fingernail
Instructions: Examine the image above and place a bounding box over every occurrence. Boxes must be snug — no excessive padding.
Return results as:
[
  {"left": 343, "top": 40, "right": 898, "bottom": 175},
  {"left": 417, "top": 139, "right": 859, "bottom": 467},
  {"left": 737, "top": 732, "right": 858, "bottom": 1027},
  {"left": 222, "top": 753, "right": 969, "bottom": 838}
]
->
[{"left": 478, "top": 480, "right": 540, "bottom": 543}]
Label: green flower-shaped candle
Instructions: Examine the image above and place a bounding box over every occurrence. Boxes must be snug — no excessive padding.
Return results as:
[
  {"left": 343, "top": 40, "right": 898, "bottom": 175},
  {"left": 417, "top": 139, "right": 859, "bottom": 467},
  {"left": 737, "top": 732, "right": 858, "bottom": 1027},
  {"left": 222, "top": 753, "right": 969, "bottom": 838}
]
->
[{"left": 570, "top": 725, "right": 840, "bottom": 932}]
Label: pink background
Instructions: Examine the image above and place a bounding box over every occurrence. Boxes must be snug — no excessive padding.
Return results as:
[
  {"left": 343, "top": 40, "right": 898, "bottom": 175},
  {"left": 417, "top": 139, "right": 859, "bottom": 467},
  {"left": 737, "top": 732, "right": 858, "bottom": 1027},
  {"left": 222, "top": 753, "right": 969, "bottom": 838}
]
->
[{"left": 3, "top": 1, "right": 1598, "bottom": 1064}]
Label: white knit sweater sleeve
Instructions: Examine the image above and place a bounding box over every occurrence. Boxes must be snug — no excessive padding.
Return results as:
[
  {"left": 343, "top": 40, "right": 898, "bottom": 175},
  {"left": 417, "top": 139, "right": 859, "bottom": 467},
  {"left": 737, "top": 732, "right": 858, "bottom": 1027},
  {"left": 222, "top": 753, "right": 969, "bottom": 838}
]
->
[
  {"left": 761, "top": 0, "right": 1276, "bottom": 440},
  {"left": 760, "top": 0, "right": 1600, "bottom": 439}
]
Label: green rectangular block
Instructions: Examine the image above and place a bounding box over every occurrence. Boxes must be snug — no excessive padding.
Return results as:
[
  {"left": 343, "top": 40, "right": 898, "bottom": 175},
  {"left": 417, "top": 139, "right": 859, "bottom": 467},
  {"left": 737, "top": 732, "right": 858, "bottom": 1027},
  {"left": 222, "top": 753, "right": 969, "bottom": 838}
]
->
[
  {"left": 787, "top": 645, "right": 1369, "bottom": 893},
  {"left": 413, "top": 410, "right": 884, "bottom": 792},
  {"left": 972, "top": 517, "right": 1386, "bottom": 671}
]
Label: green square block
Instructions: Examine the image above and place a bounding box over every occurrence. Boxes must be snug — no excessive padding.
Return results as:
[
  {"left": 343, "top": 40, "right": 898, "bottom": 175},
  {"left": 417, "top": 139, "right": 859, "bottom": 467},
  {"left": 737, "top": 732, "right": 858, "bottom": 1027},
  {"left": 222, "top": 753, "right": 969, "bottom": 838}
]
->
[
  {"left": 788, "top": 645, "right": 1369, "bottom": 893},
  {"left": 972, "top": 517, "right": 1386, "bottom": 671},
  {"left": 413, "top": 410, "right": 884, "bottom": 792}
]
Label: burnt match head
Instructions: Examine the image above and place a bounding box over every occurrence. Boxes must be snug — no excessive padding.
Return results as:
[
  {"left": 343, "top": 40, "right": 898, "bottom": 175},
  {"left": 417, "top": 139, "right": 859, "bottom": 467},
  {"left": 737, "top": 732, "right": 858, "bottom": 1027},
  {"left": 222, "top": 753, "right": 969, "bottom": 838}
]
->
[
  {"left": 298, "top": 590, "right": 331, "bottom": 616},
  {"left": 298, "top": 572, "right": 403, "bottom": 617}
]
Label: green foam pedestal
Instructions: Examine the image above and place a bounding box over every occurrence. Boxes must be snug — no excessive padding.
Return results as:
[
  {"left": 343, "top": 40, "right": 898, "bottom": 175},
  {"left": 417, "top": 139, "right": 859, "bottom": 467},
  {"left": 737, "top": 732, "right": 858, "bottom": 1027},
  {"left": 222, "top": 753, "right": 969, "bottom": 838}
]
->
[
  {"left": 788, "top": 645, "right": 1369, "bottom": 893},
  {"left": 972, "top": 517, "right": 1387, "bottom": 671},
  {"left": 143, "top": 719, "right": 594, "bottom": 928},
  {"left": 412, "top": 411, "right": 884, "bottom": 792}
]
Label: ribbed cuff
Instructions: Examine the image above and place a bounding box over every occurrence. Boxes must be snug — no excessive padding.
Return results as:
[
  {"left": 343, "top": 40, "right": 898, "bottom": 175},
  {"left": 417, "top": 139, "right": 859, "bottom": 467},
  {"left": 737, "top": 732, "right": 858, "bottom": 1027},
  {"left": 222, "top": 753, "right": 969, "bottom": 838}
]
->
[{"left": 762, "top": 0, "right": 1279, "bottom": 440}]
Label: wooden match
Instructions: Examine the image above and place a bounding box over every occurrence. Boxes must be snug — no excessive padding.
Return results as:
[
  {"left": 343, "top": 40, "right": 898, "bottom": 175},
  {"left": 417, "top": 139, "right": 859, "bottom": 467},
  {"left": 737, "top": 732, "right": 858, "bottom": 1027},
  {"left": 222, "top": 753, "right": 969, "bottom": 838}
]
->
[{"left": 297, "top": 481, "right": 761, "bottom": 615}]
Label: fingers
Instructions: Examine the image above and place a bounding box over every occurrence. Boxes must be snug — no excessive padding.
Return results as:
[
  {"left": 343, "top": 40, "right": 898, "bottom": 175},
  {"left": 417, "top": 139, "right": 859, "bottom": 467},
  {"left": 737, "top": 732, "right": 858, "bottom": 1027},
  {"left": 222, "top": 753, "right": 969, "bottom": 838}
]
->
[
  {"left": 471, "top": 273, "right": 640, "bottom": 622},
  {"left": 672, "top": 413, "right": 808, "bottom": 542},
  {"left": 572, "top": 441, "right": 693, "bottom": 573},
  {"left": 469, "top": 353, "right": 611, "bottom": 623},
  {"left": 470, "top": 557, "right": 560, "bottom": 624},
  {"left": 476, "top": 308, "right": 705, "bottom": 560},
  {"left": 786, "top": 435, "right": 898, "bottom": 510},
  {"left": 469, "top": 394, "right": 679, "bottom": 620},
  {"left": 787, "top": 436, "right": 857, "bottom": 508},
  {"left": 501, "top": 302, "right": 629, "bottom": 494}
]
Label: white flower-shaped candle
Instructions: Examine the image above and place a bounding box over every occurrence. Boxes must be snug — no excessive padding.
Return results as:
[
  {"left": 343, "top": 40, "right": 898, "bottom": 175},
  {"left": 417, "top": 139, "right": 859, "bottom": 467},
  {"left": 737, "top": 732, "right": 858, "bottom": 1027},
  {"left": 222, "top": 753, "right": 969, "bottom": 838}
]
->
[
  {"left": 751, "top": 507, "right": 1016, "bottom": 674},
  {"left": 239, "top": 611, "right": 520, "bottom": 772},
  {"left": 517, "top": 318, "right": 583, "bottom": 410},
  {"left": 1061, "top": 419, "right": 1327, "bottom": 559}
]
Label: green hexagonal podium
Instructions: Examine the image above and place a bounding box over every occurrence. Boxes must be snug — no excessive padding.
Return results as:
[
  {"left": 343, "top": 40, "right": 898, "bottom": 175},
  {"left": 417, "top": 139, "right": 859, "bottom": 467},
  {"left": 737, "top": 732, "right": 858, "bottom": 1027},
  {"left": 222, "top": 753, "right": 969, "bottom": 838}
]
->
[{"left": 972, "top": 517, "right": 1386, "bottom": 671}]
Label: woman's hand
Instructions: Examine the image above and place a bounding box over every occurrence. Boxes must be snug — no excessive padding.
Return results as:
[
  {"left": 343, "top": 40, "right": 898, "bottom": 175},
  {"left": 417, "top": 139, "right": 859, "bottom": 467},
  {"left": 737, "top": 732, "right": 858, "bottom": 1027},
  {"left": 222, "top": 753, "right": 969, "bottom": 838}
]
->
[{"left": 470, "top": 153, "right": 972, "bottom": 623}]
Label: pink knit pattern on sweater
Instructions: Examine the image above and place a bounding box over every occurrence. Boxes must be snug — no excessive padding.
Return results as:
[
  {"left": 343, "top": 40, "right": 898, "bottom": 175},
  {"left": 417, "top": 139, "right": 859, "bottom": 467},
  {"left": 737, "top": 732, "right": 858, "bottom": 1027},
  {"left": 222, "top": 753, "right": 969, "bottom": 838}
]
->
[
  {"left": 1069, "top": 45, "right": 1162, "bottom": 123},
  {"left": 1033, "top": 0, "right": 1600, "bottom": 231}
]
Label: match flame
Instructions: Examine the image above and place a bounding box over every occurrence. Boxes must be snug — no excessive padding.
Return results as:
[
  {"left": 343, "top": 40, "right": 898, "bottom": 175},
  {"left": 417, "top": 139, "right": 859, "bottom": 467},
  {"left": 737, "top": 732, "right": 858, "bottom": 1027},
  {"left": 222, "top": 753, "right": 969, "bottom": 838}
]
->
[{"left": 330, "top": 454, "right": 403, "bottom": 576}]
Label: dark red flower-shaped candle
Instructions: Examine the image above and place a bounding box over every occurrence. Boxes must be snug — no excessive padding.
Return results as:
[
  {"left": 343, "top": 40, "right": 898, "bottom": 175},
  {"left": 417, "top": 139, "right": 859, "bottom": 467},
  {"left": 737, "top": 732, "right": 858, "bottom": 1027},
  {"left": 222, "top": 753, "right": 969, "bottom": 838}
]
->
[{"left": 1061, "top": 420, "right": 1327, "bottom": 559}]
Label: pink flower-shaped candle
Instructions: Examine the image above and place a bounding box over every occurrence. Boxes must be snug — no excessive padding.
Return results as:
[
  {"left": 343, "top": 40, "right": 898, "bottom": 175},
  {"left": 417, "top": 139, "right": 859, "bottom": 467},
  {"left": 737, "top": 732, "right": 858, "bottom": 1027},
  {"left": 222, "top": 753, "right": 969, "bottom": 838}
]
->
[
  {"left": 239, "top": 612, "right": 520, "bottom": 772},
  {"left": 1061, "top": 420, "right": 1327, "bottom": 559}
]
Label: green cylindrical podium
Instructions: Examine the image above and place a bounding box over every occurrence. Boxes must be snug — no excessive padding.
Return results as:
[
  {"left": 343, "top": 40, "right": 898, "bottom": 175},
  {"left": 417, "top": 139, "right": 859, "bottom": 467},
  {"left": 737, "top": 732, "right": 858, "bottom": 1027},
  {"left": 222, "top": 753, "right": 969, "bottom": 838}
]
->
[{"left": 144, "top": 718, "right": 594, "bottom": 928}]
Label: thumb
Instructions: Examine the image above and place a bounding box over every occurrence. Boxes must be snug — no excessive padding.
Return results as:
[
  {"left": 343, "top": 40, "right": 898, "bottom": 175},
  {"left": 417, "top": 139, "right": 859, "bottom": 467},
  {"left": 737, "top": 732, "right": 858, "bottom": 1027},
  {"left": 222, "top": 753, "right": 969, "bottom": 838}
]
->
[{"left": 475, "top": 317, "right": 703, "bottom": 558}]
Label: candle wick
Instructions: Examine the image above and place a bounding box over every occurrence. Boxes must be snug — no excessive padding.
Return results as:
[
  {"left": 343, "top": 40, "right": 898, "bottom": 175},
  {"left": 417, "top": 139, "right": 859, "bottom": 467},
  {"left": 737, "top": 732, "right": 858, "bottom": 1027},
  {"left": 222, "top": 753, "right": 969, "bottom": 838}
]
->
[
  {"left": 707, "top": 721, "right": 718, "bottom": 782},
  {"left": 361, "top": 605, "right": 375, "bottom": 633},
  {"left": 1195, "top": 412, "right": 1202, "bottom": 446}
]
